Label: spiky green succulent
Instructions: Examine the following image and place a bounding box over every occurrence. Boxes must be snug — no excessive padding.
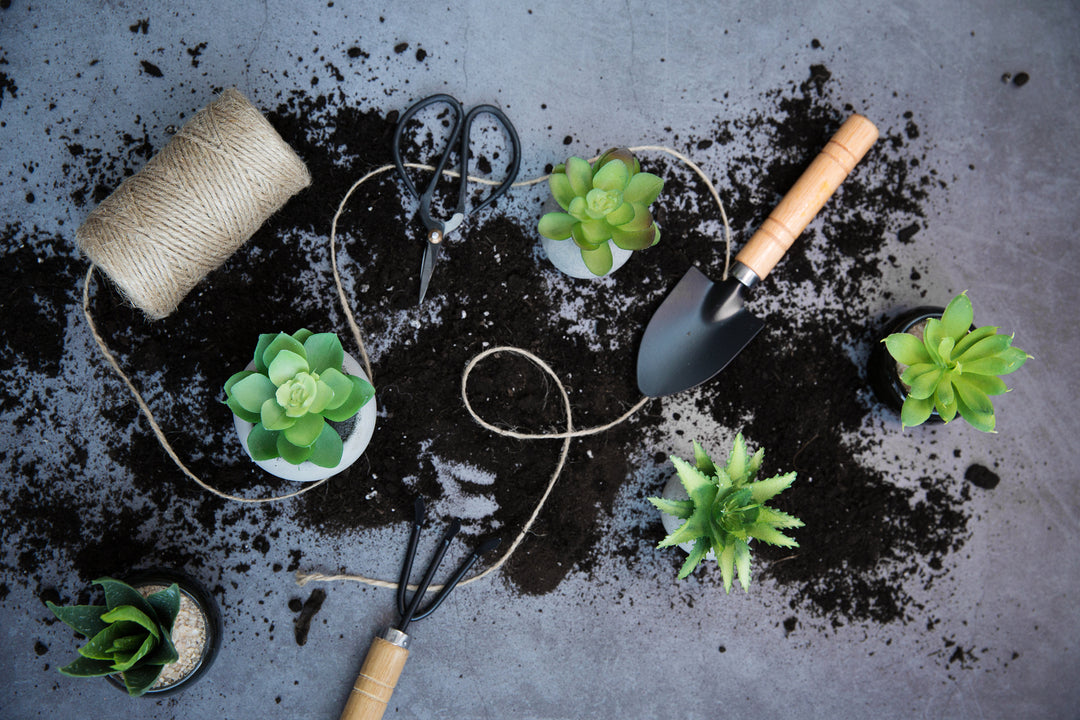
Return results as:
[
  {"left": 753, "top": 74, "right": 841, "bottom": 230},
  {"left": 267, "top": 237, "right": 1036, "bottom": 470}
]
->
[
  {"left": 884, "top": 292, "right": 1030, "bottom": 432},
  {"left": 537, "top": 147, "right": 664, "bottom": 276},
  {"left": 224, "top": 329, "right": 374, "bottom": 467},
  {"left": 648, "top": 435, "right": 803, "bottom": 591},
  {"left": 46, "top": 577, "right": 182, "bottom": 696}
]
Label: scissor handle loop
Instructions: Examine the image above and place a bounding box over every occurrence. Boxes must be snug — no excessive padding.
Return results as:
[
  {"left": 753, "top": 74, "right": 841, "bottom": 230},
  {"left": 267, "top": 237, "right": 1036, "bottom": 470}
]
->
[
  {"left": 456, "top": 104, "right": 522, "bottom": 217},
  {"left": 391, "top": 93, "right": 464, "bottom": 201}
]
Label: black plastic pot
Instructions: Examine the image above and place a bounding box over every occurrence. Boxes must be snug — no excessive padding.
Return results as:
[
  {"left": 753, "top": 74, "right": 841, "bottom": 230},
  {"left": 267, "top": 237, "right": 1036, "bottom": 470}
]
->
[
  {"left": 867, "top": 305, "right": 945, "bottom": 423},
  {"left": 105, "top": 569, "right": 222, "bottom": 697}
]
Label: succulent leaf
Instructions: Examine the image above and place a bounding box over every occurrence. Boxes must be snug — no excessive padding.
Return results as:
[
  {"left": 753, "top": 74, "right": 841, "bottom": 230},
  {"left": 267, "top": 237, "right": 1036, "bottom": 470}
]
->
[
  {"left": 283, "top": 413, "right": 326, "bottom": 448},
  {"left": 291, "top": 328, "right": 314, "bottom": 345},
  {"left": 537, "top": 212, "right": 576, "bottom": 240},
  {"left": 956, "top": 394, "right": 996, "bottom": 433},
  {"left": 303, "top": 332, "right": 345, "bottom": 374},
  {"left": 308, "top": 423, "right": 345, "bottom": 468},
  {"left": 623, "top": 171, "right": 664, "bottom": 205},
  {"left": 564, "top": 156, "right": 593, "bottom": 196},
  {"left": 651, "top": 435, "right": 801, "bottom": 590},
  {"left": 262, "top": 332, "right": 306, "bottom": 370},
  {"left": 260, "top": 398, "right": 297, "bottom": 432},
  {"left": 46, "top": 603, "right": 109, "bottom": 638},
  {"left": 884, "top": 333, "right": 931, "bottom": 365},
  {"left": 591, "top": 159, "right": 630, "bottom": 192},
  {"left": 322, "top": 375, "right": 376, "bottom": 423},
  {"left": 228, "top": 373, "right": 276, "bottom": 415},
  {"left": 579, "top": 242, "right": 614, "bottom": 276},
  {"left": 940, "top": 292, "right": 974, "bottom": 340},
  {"left": 268, "top": 349, "right": 310, "bottom": 387},
  {"left": 277, "top": 434, "right": 314, "bottom": 465},
  {"left": 246, "top": 423, "right": 280, "bottom": 461},
  {"left": 951, "top": 325, "right": 998, "bottom": 356},
  {"left": 253, "top": 334, "right": 276, "bottom": 373},
  {"left": 900, "top": 394, "right": 935, "bottom": 428},
  {"left": 548, "top": 172, "right": 576, "bottom": 210},
  {"left": 99, "top": 606, "right": 160, "bottom": 639}
]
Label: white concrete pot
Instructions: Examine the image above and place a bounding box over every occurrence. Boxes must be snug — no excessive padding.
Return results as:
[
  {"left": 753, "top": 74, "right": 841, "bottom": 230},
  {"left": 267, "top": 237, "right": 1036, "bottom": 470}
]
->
[
  {"left": 659, "top": 472, "right": 716, "bottom": 561},
  {"left": 540, "top": 234, "right": 633, "bottom": 279},
  {"left": 232, "top": 352, "right": 376, "bottom": 482}
]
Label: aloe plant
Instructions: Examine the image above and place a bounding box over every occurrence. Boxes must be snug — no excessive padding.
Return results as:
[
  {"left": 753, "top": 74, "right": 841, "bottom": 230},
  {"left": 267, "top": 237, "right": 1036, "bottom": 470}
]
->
[
  {"left": 884, "top": 292, "right": 1030, "bottom": 432},
  {"left": 224, "top": 329, "right": 374, "bottom": 467},
  {"left": 537, "top": 147, "right": 664, "bottom": 276},
  {"left": 648, "top": 435, "right": 803, "bottom": 592},
  {"left": 46, "top": 578, "right": 181, "bottom": 696}
]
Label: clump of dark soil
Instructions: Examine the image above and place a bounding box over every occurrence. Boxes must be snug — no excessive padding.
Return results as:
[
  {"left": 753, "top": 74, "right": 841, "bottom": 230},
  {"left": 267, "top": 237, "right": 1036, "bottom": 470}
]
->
[{"left": 2, "top": 64, "right": 970, "bottom": 628}]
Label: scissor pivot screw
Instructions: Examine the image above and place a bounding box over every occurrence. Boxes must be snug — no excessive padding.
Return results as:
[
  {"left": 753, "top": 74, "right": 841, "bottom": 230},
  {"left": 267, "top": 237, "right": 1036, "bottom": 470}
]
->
[{"left": 428, "top": 230, "right": 443, "bottom": 245}]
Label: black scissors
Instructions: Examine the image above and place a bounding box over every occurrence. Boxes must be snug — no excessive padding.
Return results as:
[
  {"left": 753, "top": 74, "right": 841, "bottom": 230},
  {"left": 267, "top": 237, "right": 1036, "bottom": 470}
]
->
[{"left": 392, "top": 94, "right": 521, "bottom": 303}]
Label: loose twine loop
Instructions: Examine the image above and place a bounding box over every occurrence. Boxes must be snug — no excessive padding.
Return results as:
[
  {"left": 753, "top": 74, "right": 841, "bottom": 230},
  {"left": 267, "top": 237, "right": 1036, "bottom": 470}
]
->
[{"left": 81, "top": 130, "right": 732, "bottom": 591}]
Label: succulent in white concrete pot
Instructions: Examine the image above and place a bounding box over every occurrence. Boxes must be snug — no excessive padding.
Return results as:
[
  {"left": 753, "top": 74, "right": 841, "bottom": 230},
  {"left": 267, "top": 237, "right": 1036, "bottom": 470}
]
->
[
  {"left": 649, "top": 435, "right": 803, "bottom": 592},
  {"left": 537, "top": 147, "right": 664, "bottom": 277},
  {"left": 224, "top": 329, "right": 376, "bottom": 481}
]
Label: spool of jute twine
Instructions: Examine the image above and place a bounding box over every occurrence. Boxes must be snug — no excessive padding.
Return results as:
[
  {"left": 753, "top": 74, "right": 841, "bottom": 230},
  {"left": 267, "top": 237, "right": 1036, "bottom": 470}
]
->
[{"left": 76, "top": 88, "right": 311, "bottom": 320}]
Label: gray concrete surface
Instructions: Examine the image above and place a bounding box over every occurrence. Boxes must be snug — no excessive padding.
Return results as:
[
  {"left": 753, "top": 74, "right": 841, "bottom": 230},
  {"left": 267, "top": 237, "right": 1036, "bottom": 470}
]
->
[{"left": 2, "top": 1, "right": 1079, "bottom": 718}]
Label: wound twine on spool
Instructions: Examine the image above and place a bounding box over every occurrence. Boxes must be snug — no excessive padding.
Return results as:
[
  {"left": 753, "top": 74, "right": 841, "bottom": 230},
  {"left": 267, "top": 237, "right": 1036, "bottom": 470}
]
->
[{"left": 76, "top": 88, "right": 311, "bottom": 320}]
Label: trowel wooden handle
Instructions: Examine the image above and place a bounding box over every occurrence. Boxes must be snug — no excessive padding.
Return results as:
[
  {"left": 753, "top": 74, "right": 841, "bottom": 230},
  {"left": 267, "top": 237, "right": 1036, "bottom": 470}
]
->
[
  {"left": 338, "top": 635, "right": 410, "bottom": 720},
  {"left": 735, "top": 113, "right": 879, "bottom": 280}
]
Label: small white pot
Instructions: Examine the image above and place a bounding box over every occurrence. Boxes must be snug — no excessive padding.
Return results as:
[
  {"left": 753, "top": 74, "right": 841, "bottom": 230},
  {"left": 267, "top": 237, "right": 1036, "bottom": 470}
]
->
[
  {"left": 232, "top": 352, "right": 376, "bottom": 482},
  {"left": 659, "top": 472, "right": 716, "bottom": 561},
  {"left": 540, "top": 234, "right": 633, "bottom": 279}
]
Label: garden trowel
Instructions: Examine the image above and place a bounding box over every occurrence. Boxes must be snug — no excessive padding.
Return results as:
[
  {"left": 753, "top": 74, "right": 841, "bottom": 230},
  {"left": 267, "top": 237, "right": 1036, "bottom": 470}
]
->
[{"left": 636, "top": 114, "right": 879, "bottom": 397}]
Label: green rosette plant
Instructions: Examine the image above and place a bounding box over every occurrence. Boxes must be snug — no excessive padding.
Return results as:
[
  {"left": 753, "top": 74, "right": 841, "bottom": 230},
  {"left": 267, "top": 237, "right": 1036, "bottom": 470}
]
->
[
  {"left": 884, "top": 292, "right": 1030, "bottom": 432},
  {"left": 649, "top": 435, "right": 803, "bottom": 592},
  {"left": 537, "top": 147, "right": 664, "bottom": 276},
  {"left": 46, "top": 578, "right": 182, "bottom": 697},
  {"left": 223, "top": 329, "right": 374, "bottom": 467}
]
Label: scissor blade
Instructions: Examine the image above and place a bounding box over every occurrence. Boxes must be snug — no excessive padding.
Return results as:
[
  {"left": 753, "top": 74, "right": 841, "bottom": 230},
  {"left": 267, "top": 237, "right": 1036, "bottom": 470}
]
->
[{"left": 418, "top": 242, "right": 440, "bottom": 303}]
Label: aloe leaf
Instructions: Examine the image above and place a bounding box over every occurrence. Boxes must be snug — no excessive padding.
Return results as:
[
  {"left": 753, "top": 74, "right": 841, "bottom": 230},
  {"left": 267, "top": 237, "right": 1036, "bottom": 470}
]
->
[
  {"left": 648, "top": 497, "right": 695, "bottom": 519},
  {"left": 283, "top": 413, "right": 325, "bottom": 448},
  {"left": 56, "top": 655, "right": 115, "bottom": 678},
  {"left": 718, "top": 543, "right": 736, "bottom": 593},
  {"left": 260, "top": 398, "right": 297, "bottom": 432},
  {"left": 592, "top": 158, "right": 630, "bottom": 192},
  {"left": 956, "top": 393, "right": 996, "bottom": 433},
  {"left": 304, "top": 333, "right": 345, "bottom": 374},
  {"left": 230, "top": 374, "right": 277, "bottom": 415},
  {"left": 46, "top": 603, "right": 109, "bottom": 638},
  {"left": 537, "top": 212, "right": 576, "bottom": 240},
  {"left": 100, "top": 606, "right": 160, "bottom": 640},
  {"left": 122, "top": 664, "right": 164, "bottom": 697},
  {"left": 755, "top": 506, "right": 805, "bottom": 528},
  {"left": 658, "top": 517, "right": 705, "bottom": 548},
  {"left": 277, "top": 434, "right": 314, "bottom": 465},
  {"left": 564, "top": 156, "right": 593, "bottom": 196},
  {"left": 623, "top": 171, "right": 664, "bottom": 205},
  {"left": 322, "top": 375, "right": 375, "bottom": 422},
  {"left": 747, "top": 448, "right": 764, "bottom": 482},
  {"left": 940, "top": 293, "right": 974, "bottom": 340},
  {"left": 672, "top": 456, "right": 714, "bottom": 502},
  {"left": 548, "top": 172, "right": 576, "bottom": 210},
  {"left": 95, "top": 578, "right": 155, "bottom": 616},
  {"left": 145, "top": 584, "right": 181, "bottom": 630},
  {"left": 746, "top": 523, "right": 799, "bottom": 547},
  {"left": 677, "top": 539, "right": 710, "bottom": 579},
  {"left": 884, "top": 333, "right": 931, "bottom": 365},
  {"left": 267, "top": 349, "right": 309, "bottom": 386},
  {"left": 308, "top": 423, "right": 345, "bottom": 468},
  {"left": 747, "top": 472, "right": 796, "bottom": 502},
  {"left": 262, "top": 332, "right": 306, "bottom": 369},
  {"left": 734, "top": 539, "right": 751, "bottom": 591},
  {"left": 900, "top": 394, "right": 934, "bottom": 428},
  {"left": 579, "top": 242, "right": 614, "bottom": 276},
  {"left": 725, "top": 434, "right": 747, "bottom": 483},
  {"left": 692, "top": 440, "right": 715, "bottom": 475},
  {"left": 246, "top": 423, "right": 280, "bottom": 461}
]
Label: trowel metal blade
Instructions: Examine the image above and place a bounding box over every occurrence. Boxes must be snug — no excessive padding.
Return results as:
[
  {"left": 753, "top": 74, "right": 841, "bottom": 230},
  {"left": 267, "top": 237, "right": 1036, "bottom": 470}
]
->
[{"left": 636, "top": 266, "right": 765, "bottom": 397}]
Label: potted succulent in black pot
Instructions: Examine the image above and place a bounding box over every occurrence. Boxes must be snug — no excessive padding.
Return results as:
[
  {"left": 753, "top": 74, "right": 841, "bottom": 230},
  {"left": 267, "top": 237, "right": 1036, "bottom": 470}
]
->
[
  {"left": 45, "top": 571, "right": 222, "bottom": 697},
  {"left": 868, "top": 292, "right": 1030, "bottom": 432},
  {"left": 537, "top": 147, "right": 664, "bottom": 278},
  {"left": 223, "top": 329, "right": 376, "bottom": 481},
  {"left": 649, "top": 434, "right": 804, "bottom": 592}
]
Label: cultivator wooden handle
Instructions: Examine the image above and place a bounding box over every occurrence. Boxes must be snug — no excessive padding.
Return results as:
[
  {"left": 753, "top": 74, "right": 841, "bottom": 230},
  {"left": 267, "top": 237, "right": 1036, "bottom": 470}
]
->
[
  {"left": 735, "top": 113, "right": 879, "bottom": 280},
  {"left": 338, "top": 631, "right": 410, "bottom": 720}
]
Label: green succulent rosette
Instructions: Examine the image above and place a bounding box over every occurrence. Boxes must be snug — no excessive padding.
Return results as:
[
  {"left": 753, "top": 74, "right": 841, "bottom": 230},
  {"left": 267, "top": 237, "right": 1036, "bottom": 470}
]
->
[
  {"left": 224, "top": 329, "right": 374, "bottom": 467},
  {"left": 46, "top": 578, "right": 182, "bottom": 697},
  {"left": 884, "top": 292, "right": 1030, "bottom": 432},
  {"left": 537, "top": 147, "right": 664, "bottom": 276}
]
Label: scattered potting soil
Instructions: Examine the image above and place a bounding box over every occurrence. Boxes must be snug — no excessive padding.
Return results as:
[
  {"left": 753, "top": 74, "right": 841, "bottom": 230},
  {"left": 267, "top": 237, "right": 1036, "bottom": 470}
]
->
[
  {"left": 964, "top": 463, "right": 1001, "bottom": 490},
  {"left": 292, "top": 589, "right": 327, "bottom": 647},
  {"left": 2, "top": 63, "right": 975, "bottom": 639}
]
